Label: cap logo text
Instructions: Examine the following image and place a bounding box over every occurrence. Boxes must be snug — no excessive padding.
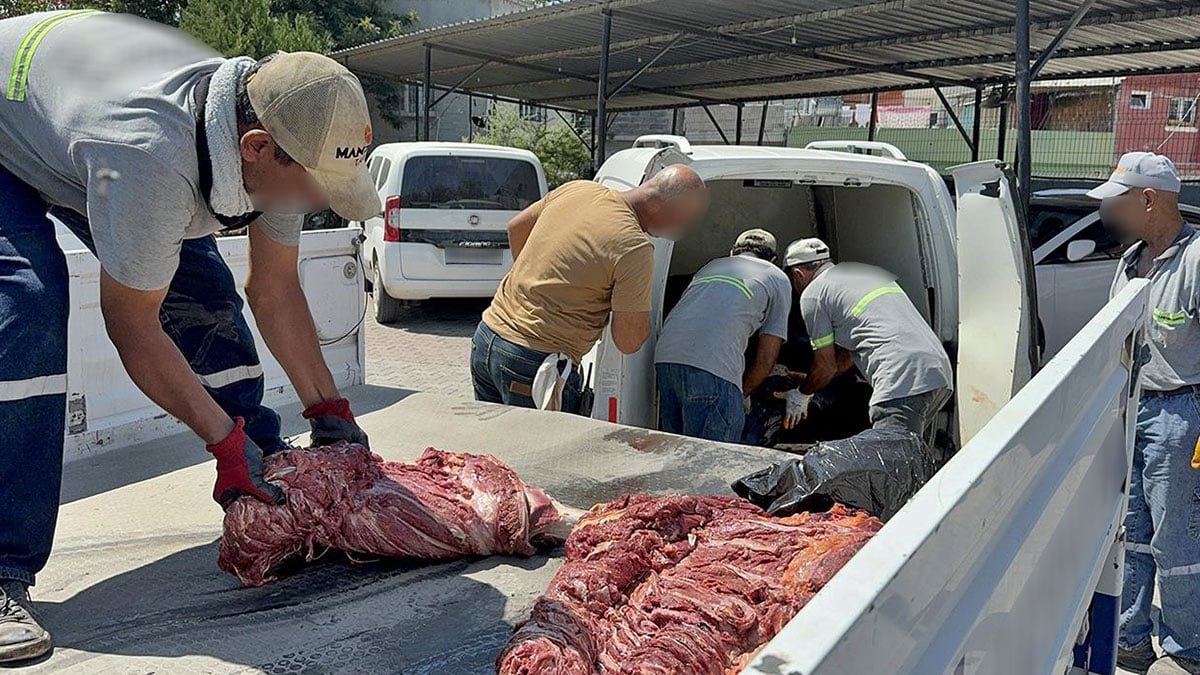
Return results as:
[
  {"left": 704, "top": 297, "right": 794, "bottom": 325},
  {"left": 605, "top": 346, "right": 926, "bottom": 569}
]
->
[{"left": 335, "top": 145, "right": 369, "bottom": 160}]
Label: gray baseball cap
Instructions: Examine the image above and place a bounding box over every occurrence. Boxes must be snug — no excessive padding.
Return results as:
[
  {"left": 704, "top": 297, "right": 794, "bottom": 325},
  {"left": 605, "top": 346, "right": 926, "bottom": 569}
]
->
[
  {"left": 1087, "top": 151, "right": 1182, "bottom": 199},
  {"left": 734, "top": 228, "right": 777, "bottom": 252},
  {"left": 784, "top": 237, "right": 831, "bottom": 267}
]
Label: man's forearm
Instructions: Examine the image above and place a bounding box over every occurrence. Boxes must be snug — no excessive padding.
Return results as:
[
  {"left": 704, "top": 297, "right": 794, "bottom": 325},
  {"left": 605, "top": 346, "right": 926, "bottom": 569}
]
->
[
  {"left": 110, "top": 324, "right": 232, "bottom": 444},
  {"left": 249, "top": 284, "right": 339, "bottom": 408}
]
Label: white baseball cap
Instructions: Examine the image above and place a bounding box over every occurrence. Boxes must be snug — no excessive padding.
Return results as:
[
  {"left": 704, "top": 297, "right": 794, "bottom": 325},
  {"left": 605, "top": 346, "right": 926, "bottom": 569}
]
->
[
  {"left": 1086, "top": 151, "right": 1182, "bottom": 200},
  {"left": 248, "top": 52, "right": 382, "bottom": 220},
  {"left": 784, "top": 237, "right": 831, "bottom": 267}
]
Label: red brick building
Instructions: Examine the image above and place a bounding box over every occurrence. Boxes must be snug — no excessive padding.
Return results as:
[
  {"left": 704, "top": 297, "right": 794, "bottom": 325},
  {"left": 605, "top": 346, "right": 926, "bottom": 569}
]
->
[{"left": 1116, "top": 74, "right": 1200, "bottom": 178}]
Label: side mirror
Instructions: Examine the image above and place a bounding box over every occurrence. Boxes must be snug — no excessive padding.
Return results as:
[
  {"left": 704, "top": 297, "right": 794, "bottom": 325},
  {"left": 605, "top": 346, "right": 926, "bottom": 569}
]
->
[{"left": 1066, "top": 239, "right": 1097, "bottom": 262}]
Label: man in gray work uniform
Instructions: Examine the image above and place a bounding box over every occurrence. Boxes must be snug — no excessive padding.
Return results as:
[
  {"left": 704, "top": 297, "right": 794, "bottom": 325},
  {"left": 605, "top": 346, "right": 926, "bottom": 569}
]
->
[
  {"left": 782, "top": 238, "right": 953, "bottom": 446},
  {"left": 1097, "top": 153, "right": 1200, "bottom": 675},
  {"left": 655, "top": 229, "right": 792, "bottom": 442},
  {"left": 0, "top": 11, "right": 379, "bottom": 661}
]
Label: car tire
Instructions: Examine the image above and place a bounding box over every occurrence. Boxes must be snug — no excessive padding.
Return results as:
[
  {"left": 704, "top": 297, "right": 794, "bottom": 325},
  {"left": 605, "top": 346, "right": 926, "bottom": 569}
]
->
[{"left": 373, "top": 263, "right": 406, "bottom": 324}]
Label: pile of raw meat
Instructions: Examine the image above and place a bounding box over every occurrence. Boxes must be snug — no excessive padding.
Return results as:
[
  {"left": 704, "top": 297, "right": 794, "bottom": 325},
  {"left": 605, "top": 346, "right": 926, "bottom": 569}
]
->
[
  {"left": 218, "top": 443, "right": 564, "bottom": 586},
  {"left": 497, "top": 494, "right": 882, "bottom": 674}
]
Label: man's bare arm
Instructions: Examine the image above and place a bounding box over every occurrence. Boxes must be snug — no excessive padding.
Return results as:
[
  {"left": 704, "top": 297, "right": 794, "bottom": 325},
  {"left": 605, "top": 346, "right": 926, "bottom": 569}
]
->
[
  {"left": 801, "top": 346, "right": 839, "bottom": 394},
  {"left": 506, "top": 204, "right": 541, "bottom": 261},
  {"left": 744, "top": 334, "right": 784, "bottom": 394},
  {"left": 246, "top": 225, "right": 340, "bottom": 408},
  {"left": 611, "top": 310, "right": 651, "bottom": 354},
  {"left": 99, "top": 271, "right": 232, "bottom": 444}
]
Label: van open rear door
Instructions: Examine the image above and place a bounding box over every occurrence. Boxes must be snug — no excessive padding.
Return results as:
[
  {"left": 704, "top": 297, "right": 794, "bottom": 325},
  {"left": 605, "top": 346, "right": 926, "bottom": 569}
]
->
[
  {"left": 581, "top": 140, "right": 692, "bottom": 426},
  {"left": 949, "top": 161, "right": 1040, "bottom": 444}
]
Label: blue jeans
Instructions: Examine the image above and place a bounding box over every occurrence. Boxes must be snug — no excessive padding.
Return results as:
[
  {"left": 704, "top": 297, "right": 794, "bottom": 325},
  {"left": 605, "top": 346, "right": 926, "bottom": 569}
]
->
[
  {"left": 1120, "top": 388, "right": 1200, "bottom": 659},
  {"left": 656, "top": 362, "right": 744, "bottom": 443},
  {"left": 471, "top": 321, "right": 581, "bottom": 412},
  {"left": 0, "top": 164, "right": 282, "bottom": 586}
]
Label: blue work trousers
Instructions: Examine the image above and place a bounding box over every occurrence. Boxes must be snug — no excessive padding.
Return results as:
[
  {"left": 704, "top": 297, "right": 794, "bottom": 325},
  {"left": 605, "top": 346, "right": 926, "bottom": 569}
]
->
[
  {"left": 470, "top": 321, "right": 581, "bottom": 413},
  {"left": 1120, "top": 388, "right": 1200, "bottom": 660},
  {"left": 0, "top": 164, "right": 282, "bottom": 586},
  {"left": 655, "top": 362, "right": 745, "bottom": 444}
]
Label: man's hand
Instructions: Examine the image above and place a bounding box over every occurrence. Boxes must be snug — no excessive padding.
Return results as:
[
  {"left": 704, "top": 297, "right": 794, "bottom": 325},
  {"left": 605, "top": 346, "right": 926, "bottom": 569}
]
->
[
  {"left": 207, "top": 417, "right": 286, "bottom": 508},
  {"left": 303, "top": 397, "right": 369, "bottom": 448},
  {"left": 774, "top": 388, "right": 812, "bottom": 430}
]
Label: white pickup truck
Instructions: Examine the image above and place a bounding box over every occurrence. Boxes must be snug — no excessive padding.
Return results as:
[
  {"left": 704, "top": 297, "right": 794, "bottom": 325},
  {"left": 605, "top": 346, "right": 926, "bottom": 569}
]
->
[{"left": 29, "top": 153, "right": 1149, "bottom": 675}]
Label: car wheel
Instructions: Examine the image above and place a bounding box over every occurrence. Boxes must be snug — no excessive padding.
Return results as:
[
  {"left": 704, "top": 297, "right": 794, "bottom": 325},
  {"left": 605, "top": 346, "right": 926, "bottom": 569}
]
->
[{"left": 373, "top": 263, "right": 406, "bottom": 324}]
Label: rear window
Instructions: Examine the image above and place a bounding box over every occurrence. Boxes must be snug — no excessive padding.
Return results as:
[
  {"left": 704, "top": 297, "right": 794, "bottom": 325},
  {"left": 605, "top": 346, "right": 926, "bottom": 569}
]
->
[{"left": 401, "top": 156, "right": 541, "bottom": 211}]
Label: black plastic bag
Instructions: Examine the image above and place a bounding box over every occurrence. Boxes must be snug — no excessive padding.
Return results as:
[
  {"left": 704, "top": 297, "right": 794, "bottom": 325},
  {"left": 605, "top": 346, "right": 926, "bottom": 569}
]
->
[{"left": 731, "top": 427, "right": 936, "bottom": 521}]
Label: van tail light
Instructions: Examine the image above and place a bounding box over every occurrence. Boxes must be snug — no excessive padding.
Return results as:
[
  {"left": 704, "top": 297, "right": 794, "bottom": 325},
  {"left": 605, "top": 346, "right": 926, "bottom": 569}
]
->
[
  {"left": 608, "top": 397, "right": 618, "bottom": 423},
  {"left": 383, "top": 196, "right": 402, "bottom": 242}
]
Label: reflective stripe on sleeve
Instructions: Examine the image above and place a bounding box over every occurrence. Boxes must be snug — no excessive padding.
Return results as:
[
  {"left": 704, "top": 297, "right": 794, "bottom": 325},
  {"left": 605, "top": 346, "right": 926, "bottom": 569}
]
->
[
  {"left": 6, "top": 10, "right": 99, "bottom": 102},
  {"left": 691, "top": 275, "right": 753, "bottom": 300},
  {"left": 0, "top": 374, "right": 67, "bottom": 402},
  {"left": 849, "top": 284, "right": 905, "bottom": 318},
  {"left": 810, "top": 333, "right": 835, "bottom": 349},
  {"left": 196, "top": 364, "right": 264, "bottom": 389}
]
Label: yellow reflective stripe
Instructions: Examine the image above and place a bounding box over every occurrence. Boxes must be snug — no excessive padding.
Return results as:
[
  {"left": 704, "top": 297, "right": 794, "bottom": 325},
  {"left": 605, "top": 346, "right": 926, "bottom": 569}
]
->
[
  {"left": 810, "top": 333, "right": 835, "bottom": 349},
  {"left": 691, "top": 275, "right": 753, "bottom": 300},
  {"left": 1153, "top": 309, "right": 1188, "bottom": 327},
  {"left": 6, "top": 10, "right": 98, "bottom": 102},
  {"left": 850, "top": 284, "right": 904, "bottom": 318}
]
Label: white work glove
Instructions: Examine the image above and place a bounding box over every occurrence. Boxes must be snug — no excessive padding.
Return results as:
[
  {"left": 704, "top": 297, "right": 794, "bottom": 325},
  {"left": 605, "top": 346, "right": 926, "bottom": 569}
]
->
[{"left": 773, "top": 388, "right": 812, "bottom": 430}]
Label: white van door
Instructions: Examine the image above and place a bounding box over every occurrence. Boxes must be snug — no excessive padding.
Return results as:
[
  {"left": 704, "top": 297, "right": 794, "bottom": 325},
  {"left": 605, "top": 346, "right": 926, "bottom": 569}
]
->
[
  {"left": 950, "top": 161, "right": 1039, "bottom": 444},
  {"left": 582, "top": 145, "right": 692, "bottom": 426}
]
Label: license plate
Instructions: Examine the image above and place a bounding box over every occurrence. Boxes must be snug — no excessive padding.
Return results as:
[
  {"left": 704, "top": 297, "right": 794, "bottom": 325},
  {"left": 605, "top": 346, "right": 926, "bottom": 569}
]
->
[{"left": 445, "top": 247, "right": 504, "bottom": 265}]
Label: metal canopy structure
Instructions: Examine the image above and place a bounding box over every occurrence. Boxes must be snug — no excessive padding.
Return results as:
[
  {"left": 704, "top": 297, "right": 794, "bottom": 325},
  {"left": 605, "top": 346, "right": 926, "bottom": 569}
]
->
[{"left": 331, "top": 0, "right": 1200, "bottom": 210}]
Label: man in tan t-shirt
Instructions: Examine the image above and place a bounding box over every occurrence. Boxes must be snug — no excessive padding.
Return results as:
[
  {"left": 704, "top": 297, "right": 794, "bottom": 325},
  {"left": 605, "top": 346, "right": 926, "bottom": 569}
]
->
[{"left": 472, "top": 165, "right": 708, "bottom": 411}]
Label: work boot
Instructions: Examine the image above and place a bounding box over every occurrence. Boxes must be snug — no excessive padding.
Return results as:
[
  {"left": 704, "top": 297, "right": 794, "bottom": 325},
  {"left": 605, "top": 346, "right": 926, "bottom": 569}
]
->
[
  {"left": 0, "top": 580, "right": 51, "bottom": 663},
  {"left": 1119, "top": 641, "right": 1159, "bottom": 674},
  {"left": 1148, "top": 656, "right": 1200, "bottom": 675}
]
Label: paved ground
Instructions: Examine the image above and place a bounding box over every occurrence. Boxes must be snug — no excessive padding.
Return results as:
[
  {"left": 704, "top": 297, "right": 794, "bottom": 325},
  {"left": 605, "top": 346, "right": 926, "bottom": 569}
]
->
[{"left": 363, "top": 298, "right": 488, "bottom": 399}]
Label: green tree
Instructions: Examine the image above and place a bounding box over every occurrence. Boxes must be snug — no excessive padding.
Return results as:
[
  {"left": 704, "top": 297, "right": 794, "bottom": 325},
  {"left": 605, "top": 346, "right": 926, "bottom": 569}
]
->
[
  {"left": 179, "top": 0, "right": 331, "bottom": 58},
  {"left": 472, "top": 107, "right": 593, "bottom": 187},
  {"left": 0, "top": 0, "right": 69, "bottom": 19}
]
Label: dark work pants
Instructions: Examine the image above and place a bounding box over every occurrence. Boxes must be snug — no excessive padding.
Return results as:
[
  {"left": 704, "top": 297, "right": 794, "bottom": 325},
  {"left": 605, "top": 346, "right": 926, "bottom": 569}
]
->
[{"left": 0, "top": 164, "right": 282, "bottom": 586}]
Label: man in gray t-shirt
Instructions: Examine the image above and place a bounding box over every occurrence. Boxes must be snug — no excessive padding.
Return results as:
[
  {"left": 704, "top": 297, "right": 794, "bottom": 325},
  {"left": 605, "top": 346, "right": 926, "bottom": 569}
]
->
[
  {"left": 655, "top": 229, "right": 791, "bottom": 442},
  {"left": 0, "top": 12, "right": 381, "bottom": 660},
  {"left": 782, "top": 238, "right": 952, "bottom": 444}
]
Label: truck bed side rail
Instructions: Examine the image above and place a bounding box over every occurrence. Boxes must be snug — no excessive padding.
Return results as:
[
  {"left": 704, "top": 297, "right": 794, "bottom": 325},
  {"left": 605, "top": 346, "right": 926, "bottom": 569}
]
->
[{"left": 747, "top": 279, "right": 1150, "bottom": 675}]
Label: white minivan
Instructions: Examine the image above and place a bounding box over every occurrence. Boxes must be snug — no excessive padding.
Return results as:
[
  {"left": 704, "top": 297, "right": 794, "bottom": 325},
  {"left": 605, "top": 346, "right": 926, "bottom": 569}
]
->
[
  {"left": 580, "top": 136, "right": 1038, "bottom": 448},
  {"left": 360, "top": 142, "right": 548, "bottom": 322}
]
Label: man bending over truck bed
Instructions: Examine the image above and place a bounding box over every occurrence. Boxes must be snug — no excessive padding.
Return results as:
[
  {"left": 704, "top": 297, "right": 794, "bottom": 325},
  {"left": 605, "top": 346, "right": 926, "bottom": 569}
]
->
[
  {"left": 779, "top": 238, "right": 953, "bottom": 448},
  {"left": 0, "top": 11, "right": 377, "bottom": 662},
  {"left": 472, "top": 166, "right": 708, "bottom": 412}
]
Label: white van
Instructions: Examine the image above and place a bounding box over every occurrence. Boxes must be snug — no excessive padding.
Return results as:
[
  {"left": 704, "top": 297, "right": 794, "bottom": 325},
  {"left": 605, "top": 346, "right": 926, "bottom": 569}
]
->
[
  {"left": 580, "top": 135, "right": 1038, "bottom": 447},
  {"left": 359, "top": 142, "right": 548, "bottom": 322}
]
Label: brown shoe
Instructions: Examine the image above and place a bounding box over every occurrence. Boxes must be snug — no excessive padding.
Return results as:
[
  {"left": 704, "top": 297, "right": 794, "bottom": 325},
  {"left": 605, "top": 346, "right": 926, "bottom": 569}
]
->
[
  {"left": 1120, "top": 641, "right": 1159, "bottom": 674},
  {"left": 0, "top": 581, "right": 51, "bottom": 664},
  {"left": 1148, "top": 655, "right": 1200, "bottom": 675}
]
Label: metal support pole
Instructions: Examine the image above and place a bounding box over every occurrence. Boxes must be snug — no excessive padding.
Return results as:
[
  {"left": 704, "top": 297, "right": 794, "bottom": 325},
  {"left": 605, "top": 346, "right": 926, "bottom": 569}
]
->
[
  {"left": 757, "top": 102, "right": 768, "bottom": 146},
  {"left": 736, "top": 105, "right": 743, "bottom": 145},
  {"left": 468, "top": 94, "right": 474, "bottom": 142},
  {"left": 971, "top": 87, "right": 982, "bottom": 161},
  {"left": 997, "top": 88, "right": 1009, "bottom": 160},
  {"left": 934, "top": 85, "right": 975, "bottom": 156},
  {"left": 422, "top": 45, "right": 432, "bottom": 142},
  {"left": 554, "top": 108, "right": 593, "bottom": 154},
  {"left": 432, "top": 61, "right": 490, "bottom": 107},
  {"left": 671, "top": 109, "right": 679, "bottom": 135},
  {"left": 1016, "top": 0, "right": 1032, "bottom": 219},
  {"left": 594, "top": 11, "right": 611, "bottom": 168},
  {"left": 606, "top": 34, "right": 683, "bottom": 101},
  {"left": 1031, "top": 0, "right": 1097, "bottom": 78},
  {"left": 701, "top": 104, "right": 730, "bottom": 145},
  {"left": 867, "top": 91, "right": 879, "bottom": 142}
]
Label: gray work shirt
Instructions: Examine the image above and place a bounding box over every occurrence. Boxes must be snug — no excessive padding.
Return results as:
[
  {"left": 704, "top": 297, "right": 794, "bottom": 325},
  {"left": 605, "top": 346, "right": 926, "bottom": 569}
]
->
[
  {"left": 1110, "top": 226, "right": 1200, "bottom": 392},
  {"left": 800, "top": 262, "right": 953, "bottom": 406},
  {"left": 655, "top": 254, "right": 792, "bottom": 390},
  {"left": 0, "top": 11, "right": 301, "bottom": 291}
]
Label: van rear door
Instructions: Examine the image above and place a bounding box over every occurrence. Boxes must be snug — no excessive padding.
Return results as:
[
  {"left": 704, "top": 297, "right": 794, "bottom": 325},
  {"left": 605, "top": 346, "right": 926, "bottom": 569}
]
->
[
  {"left": 395, "top": 153, "right": 546, "bottom": 281},
  {"left": 582, "top": 144, "right": 692, "bottom": 425},
  {"left": 950, "top": 161, "right": 1039, "bottom": 443}
]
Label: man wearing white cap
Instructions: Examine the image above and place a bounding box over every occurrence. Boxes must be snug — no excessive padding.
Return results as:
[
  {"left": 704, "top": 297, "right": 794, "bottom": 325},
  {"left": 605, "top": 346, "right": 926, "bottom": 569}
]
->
[
  {"left": 654, "top": 229, "right": 792, "bottom": 442},
  {"left": 0, "top": 11, "right": 379, "bottom": 659},
  {"left": 780, "top": 238, "right": 952, "bottom": 446},
  {"left": 1093, "top": 152, "right": 1200, "bottom": 675}
]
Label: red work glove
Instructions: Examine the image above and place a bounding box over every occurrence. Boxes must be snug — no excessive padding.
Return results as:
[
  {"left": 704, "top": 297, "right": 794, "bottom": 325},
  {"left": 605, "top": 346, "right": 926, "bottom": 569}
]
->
[
  {"left": 303, "top": 397, "right": 370, "bottom": 449},
  {"left": 206, "top": 417, "right": 286, "bottom": 508}
]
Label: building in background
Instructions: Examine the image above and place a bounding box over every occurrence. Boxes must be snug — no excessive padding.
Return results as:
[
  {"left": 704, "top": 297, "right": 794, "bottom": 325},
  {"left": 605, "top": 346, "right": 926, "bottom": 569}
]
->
[{"left": 1116, "top": 74, "right": 1200, "bottom": 179}]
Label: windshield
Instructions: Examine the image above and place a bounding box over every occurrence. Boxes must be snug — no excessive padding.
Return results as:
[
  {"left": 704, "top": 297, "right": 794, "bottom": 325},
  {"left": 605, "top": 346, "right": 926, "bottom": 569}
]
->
[{"left": 401, "top": 156, "right": 541, "bottom": 211}]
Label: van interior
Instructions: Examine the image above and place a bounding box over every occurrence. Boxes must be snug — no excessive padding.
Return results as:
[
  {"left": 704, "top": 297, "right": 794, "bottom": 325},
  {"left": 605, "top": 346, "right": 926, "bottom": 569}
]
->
[{"left": 662, "top": 177, "right": 938, "bottom": 449}]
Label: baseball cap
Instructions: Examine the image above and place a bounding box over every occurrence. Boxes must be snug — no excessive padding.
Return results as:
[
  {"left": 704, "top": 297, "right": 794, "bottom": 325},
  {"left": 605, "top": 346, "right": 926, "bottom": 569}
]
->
[
  {"left": 784, "top": 237, "right": 831, "bottom": 267},
  {"left": 734, "top": 228, "right": 777, "bottom": 252},
  {"left": 247, "top": 52, "right": 382, "bottom": 220},
  {"left": 1086, "top": 151, "right": 1182, "bottom": 200}
]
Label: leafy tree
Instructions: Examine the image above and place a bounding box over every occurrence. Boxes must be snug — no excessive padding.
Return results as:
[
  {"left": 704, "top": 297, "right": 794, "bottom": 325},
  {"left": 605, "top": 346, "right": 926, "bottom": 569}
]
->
[
  {"left": 179, "top": 0, "right": 331, "bottom": 58},
  {"left": 78, "top": 0, "right": 183, "bottom": 25},
  {"left": 1, "top": 0, "right": 69, "bottom": 19},
  {"left": 472, "top": 107, "right": 593, "bottom": 187}
]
